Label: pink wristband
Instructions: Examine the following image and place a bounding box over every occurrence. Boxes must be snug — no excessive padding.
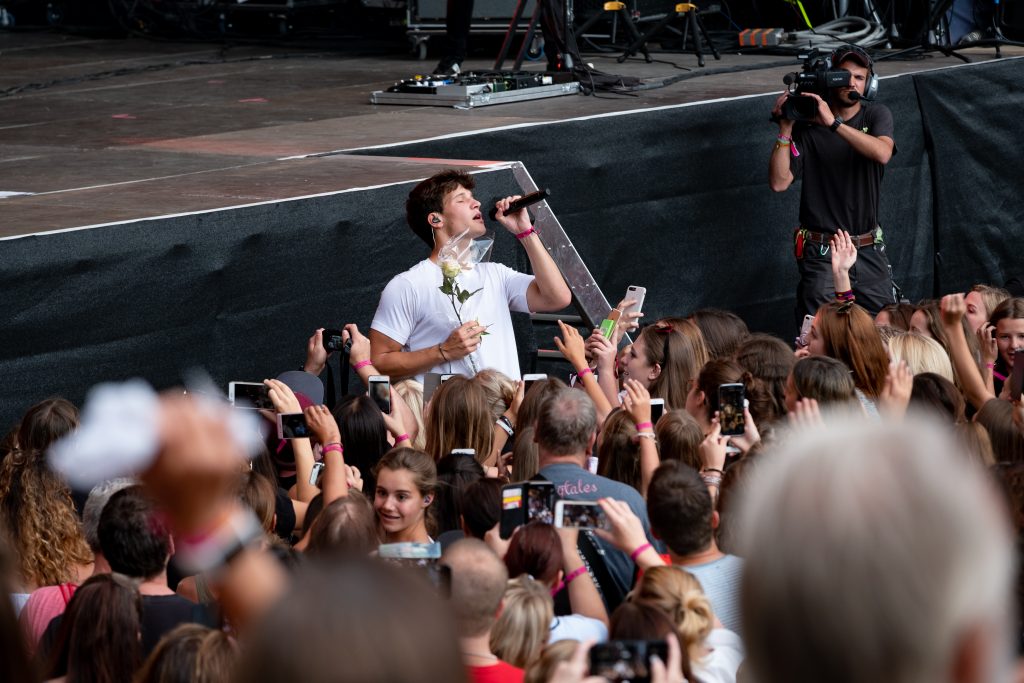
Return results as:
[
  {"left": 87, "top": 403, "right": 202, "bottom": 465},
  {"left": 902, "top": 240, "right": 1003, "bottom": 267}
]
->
[
  {"left": 635, "top": 421, "right": 653, "bottom": 431},
  {"left": 985, "top": 363, "right": 995, "bottom": 369},
  {"left": 322, "top": 443, "right": 343, "bottom": 455},
  {"left": 514, "top": 226, "right": 536, "bottom": 240},
  {"left": 575, "top": 367, "right": 593, "bottom": 379},
  {"left": 630, "top": 542, "right": 653, "bottom": 561},
  {"left": 395, "top": 434, "right": 411, "bottom": 443},
  {"left": 550, "top": 565, "right": 588, "bottom": 597},
  {"left": 352, "top": 359, "right": 372, "bottom": 370}
]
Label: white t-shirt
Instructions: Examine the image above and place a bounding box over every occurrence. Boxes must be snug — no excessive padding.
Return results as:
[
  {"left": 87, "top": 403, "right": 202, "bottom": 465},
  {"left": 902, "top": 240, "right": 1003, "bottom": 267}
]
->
[
  {"left": 692, "top": 628, "right": 745, "bottom": 683},
  {"left": 549, "top": 614, "right": 609, "bottom": 644},
  {"left": 371, "top": 259, "right": 534, "bottom": 381}
]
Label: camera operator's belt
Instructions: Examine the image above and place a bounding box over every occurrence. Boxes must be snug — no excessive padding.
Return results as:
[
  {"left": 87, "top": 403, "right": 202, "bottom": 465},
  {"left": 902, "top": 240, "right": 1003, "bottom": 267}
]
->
[{"left": 800, "top": 228, "right": 877, "bottom": 247}]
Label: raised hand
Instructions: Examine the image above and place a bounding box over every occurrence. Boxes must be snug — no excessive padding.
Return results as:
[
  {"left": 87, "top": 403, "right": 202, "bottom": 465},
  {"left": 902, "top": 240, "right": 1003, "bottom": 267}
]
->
[
  {"left": 304, "top": 405, "right": 341, "bottom": 445},
  {"left": 304, "top": 328, "right": 329, "bottom": 376},
  {"left": 554, "top": 320, "right": 588, "bottom": 370},
  {"left": 344, "top": 324, "right": 372, "bottom": 366},
  {"left": 830, "top": 230, "right": 858, "bottom": 276},
  {"left": 622, "top": 379, "right": 652, "bottom": 426},
  {"left": 699, "top": 420, "right": 728, "bottom": 471},
  {"left": 265, "top": 378, "right": 301, "bottom": 415},
  {"left": 493, "top": 195, "right": 533, "bottom": 235},
  {"left": 940, "top": 293, "right": 967, "bottom": 328},
  {"left": 879, "top": 360, "right": 914, "bottom": 420}
]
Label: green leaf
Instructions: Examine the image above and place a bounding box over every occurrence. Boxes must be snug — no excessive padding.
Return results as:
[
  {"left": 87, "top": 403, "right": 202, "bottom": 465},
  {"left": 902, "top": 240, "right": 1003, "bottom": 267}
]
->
[
  {"left": 467, "top": 287, "right": 483, "bottom": 298},
  {"left": 457, "top": 289, "right": 472, "bottom": 304},
  {"left": 439, "top": 281, "right": 453, "bottom": 296}
]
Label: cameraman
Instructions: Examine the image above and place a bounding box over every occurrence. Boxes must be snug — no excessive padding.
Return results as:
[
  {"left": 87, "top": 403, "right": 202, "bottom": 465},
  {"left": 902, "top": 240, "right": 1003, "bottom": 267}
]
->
[{"left": 768, "top": 46, "right": 897, "bottom": 328}]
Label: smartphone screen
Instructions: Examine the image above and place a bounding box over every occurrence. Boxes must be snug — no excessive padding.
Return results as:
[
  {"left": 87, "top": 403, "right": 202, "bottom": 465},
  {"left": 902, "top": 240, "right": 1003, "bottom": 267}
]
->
[
  {"left": 554, "top": 500, "right": 610, "bottom": 530},
  {"left": 369, "top": 375, "right": 391, "bottom": 414},
  {"left": 718, "top": 383, "right": 746, "bottom": 436},
  {"left": 229, "top": 381, "right": 273, "bottom": 410},
  {"left": 649, "top": 398, "right": 665, "bottom": 424},
  {"left": 451, "top": 448, "right": 476, "bottom": 457},
  {"left": 1010, "top": 348, "right": 1024, "bottom": 401},
  {"left": 309, "top": 462, "right": 325, "bottom": 486},
  {"left": 589, "top": 640, "right": 668, "bottom": 683},
  {"left": 423, "top": 373, "right": 441, "bottom": 404},
  {"left": 278, "top": 412, "right": 312, "bottom": 440}
]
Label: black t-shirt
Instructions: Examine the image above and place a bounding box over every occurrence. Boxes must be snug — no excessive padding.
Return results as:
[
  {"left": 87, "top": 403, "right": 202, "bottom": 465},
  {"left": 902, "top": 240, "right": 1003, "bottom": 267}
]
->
[{"left": 791, "top": 103, "right": 895, "bottom": 234}]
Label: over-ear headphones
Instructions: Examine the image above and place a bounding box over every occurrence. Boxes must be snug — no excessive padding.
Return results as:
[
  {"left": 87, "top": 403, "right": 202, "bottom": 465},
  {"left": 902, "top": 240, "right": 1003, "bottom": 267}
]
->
[
  {"left": 830, "top": 44, "right": 879, "bottom": 101},
  {"left": 430, "top": 215, "right": 441, "bottom": 225}
]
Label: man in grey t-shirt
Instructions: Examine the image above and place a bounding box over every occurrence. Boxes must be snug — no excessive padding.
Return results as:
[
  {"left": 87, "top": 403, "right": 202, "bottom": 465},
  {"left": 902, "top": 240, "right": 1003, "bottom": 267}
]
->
[{"left": 536, "top": 387, "right": 657, "bottom": 606}]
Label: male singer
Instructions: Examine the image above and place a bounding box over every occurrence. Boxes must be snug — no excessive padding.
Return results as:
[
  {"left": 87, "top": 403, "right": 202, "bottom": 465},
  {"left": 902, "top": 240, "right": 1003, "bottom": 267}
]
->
[
  {"left": 369, "top": 169, "right": 570, "bottom": 381},
  {"left": 768, "top": 45, "right": 898, "bottom": 326}
]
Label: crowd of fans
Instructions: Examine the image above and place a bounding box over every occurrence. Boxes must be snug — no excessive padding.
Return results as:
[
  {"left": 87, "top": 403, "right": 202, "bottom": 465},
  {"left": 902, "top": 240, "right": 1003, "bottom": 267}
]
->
[{"left": 1, "top": 238, "right": 1023, "bottom": 682}]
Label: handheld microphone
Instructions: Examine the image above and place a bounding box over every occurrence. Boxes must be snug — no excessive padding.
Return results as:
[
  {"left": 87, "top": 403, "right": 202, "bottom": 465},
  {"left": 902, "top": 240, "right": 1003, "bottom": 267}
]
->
[{"left": 488, "top": 188, "right": 550, "bottom": 220}]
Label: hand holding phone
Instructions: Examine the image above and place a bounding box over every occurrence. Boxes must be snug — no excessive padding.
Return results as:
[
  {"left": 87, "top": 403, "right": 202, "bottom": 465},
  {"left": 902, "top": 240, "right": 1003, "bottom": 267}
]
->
[{"left": 589, "top": 640, "right": 668, "bottom": 683}]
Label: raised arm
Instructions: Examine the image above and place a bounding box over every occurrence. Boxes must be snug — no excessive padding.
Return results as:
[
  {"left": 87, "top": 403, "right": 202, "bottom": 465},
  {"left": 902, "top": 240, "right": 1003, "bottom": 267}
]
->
[
  {"left": 940, "top": 294, "right": 995, "bottom": 410},
  {"left": 830, "top": 230, "right": 857, "bottom": 297},
  {"left": 555, "top": 527, "right": 609, "bottom": 627},
  {"left": 622, "top": 379, "right": 659, "bottom": 498},
  {"left": 769, "top": 92, "right": 796, "bottom": 192},
  {"left": 554, "top": 320, "right": 613, "bottom": 421},
  {"left": 265, "top": 378, "right": 318, "bottom": 504}
]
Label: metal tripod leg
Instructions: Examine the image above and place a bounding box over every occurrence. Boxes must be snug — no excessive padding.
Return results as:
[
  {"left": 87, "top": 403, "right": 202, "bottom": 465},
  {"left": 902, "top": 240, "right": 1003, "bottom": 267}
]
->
[
  {"left": 618, "top": 6, "right": 668, "bottom": 62},
  {"left": 495, "top": 0, "right": 533, "bottom": 69},
  {"left": 513, "top": 1, "right": 545, "bottom": 71}
]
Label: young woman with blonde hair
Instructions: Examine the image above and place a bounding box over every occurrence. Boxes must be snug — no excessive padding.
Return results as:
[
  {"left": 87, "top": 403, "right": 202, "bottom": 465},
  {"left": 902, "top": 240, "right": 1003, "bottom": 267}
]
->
[
  {"left": 423, "top": 376, "right": 494, "bottom": 467},
  {"left": 489, "top": 575, "right": 554, "bottom": 669},
  {"left": 632, "top": 565, "right": 744, "bottom": 682}
]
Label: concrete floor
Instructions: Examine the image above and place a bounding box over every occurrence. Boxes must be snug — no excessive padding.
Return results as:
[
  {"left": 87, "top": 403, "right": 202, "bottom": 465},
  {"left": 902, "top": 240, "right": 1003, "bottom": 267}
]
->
[{"left": 1, "top": 30, "right": 1018, "bottom": 236}]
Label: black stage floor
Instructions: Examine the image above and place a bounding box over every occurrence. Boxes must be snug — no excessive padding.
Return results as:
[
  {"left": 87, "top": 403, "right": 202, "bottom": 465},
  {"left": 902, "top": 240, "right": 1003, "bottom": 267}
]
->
[{"left": 2, "top": 32, "right": 1020, "bottom": 237}]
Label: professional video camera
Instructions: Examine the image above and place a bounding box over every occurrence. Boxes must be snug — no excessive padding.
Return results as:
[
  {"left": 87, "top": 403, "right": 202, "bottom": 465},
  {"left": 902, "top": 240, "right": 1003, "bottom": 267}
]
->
[{"left": 780, "top": 50, "right": 852, "bottom": 122}]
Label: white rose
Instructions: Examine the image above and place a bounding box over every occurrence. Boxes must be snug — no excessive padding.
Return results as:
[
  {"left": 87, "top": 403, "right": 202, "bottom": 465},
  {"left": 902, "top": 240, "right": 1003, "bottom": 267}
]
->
[{"left": 440, "top": 258, "right": 462, "bottom": 279}]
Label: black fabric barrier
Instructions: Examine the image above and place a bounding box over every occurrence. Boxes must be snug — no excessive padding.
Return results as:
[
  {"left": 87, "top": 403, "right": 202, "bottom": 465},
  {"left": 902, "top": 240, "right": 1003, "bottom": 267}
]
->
[
  {"left": 911, "top": 58, "right": 1024, "bottom": 294},
  {"left": 350, "top": 57, "right": 1023, "bottom": 334},
  {"left": 0, "top": 169, "right": 532, "bottom": 429}
]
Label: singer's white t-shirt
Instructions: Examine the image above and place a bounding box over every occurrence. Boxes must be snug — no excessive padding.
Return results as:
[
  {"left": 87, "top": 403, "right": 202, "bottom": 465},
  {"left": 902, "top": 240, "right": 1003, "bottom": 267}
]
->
[{"left": 371, "top": 259, "right": 534, "bottom": 382}]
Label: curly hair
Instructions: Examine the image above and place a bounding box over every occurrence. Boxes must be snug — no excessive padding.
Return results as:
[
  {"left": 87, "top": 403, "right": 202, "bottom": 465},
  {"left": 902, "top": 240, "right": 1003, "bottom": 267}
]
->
[{"left": 0, "top": 449, "right": 91, "bottom": 588}]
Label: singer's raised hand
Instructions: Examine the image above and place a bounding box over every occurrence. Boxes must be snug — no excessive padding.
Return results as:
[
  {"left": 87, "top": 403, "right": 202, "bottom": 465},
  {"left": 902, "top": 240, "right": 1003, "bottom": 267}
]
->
[{"left": 493, "top": 195, "right": 533, "bottom": 235}]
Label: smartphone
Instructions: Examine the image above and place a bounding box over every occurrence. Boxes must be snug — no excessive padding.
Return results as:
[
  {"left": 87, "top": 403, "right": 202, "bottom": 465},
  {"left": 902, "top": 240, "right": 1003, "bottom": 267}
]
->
[
  {"left": 589, "top": 640, "right": 668, "bottom": 683},
  {"left": 323, "top": 328, "right": 346, "bottom": 352},
  {"left": 649, "top": 398, "right": 665, "bottom": 424},
  {"left": 718, "top": 383, "right": 746, "bottom": 436},
  {"left": 797, "top": 313, "right": 815, "bottom": 348},
  {"left": 440, "top": 373, "right": 458, "bottom": 383},
  {"left": 1010, "top": 348, "right": 1024, "bottom": 401},
  {"left": 278, "top": 412, "right": 312, "bottom": 440},
  {"left": 621, "top": 285, "right": 647, "bottom": 319},
  {"left": 451, "top": 448, "right": 476, "bottom": 457},
  {"left": 309, "top": 462, "right": 325, "bottom": 486},
  {"left": 228, "top": 381, "right": 273, "bottom": 410},
  {"left": 500, "top": 481, "right": 556, "bottom": 539},
  {"left": 423, "top": 373, "right": 442, "bottom": 404},
  {"left": 554, "top": 500, "right": 611, "bottom": 530},
  {"left": 369, "top": 375, "right": 391, "bottom": 414},
  {"left": 523, "top": 373, "right": 547, "bottom": 395}
]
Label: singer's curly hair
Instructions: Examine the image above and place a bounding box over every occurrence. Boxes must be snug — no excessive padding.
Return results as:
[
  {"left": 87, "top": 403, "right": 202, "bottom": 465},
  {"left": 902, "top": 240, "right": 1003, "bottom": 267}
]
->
[
  {"left": 0, "top": 448, "right": 92, "bottom": 588},
  {"left": 405, "top": 169, "right": 476, "bottom": 248}
]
